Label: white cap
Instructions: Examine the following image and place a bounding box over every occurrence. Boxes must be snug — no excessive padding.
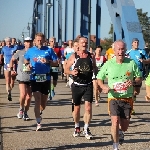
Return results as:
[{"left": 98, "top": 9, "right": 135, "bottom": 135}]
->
[{"left": 24, "top": 37, "right": 32, "bottom": 41}]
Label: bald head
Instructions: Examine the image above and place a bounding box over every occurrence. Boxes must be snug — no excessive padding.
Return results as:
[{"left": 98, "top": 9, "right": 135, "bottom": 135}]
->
[
  {"left": 113, "top": 40, "right": 126, "bottom": 61},
  {"left": 114, "top": 40, "right": 126, "bottom": 51}
]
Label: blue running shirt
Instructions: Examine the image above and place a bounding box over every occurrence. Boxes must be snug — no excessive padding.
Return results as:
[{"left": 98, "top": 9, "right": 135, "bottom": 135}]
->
[
  {"left": 24, "top": 46, "right": 57, "bottom": 80},
  {"left": 126, "top": 49, "right": 149, "bottom": 70},
  {"left": 1, "top": 45, "right": 17, "bottom": 64}
]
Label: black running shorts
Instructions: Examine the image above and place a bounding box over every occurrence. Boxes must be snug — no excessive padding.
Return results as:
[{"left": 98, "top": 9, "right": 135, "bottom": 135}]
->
[
  {"left": 71, "top": 83, "right": 93, "bottom": 106},
  {"left": 30, "top": 80, "right": 50, "bottom": 95}
]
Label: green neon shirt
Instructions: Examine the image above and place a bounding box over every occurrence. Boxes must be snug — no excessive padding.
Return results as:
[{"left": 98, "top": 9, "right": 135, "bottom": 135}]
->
[{"left": 97, "top": 57, "right": 142, "bottom": 98}]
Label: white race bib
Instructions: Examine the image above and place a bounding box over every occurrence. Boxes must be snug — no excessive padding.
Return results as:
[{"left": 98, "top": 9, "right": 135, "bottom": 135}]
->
[
  {"left": 52, "top": 67, "right": 59, "bottom": 72},
  {"left": 35, "top": 74, "right": 46, "bottom": 82},
  {"left": 113, "top": 82, "right": 128, "bottom": 93}
]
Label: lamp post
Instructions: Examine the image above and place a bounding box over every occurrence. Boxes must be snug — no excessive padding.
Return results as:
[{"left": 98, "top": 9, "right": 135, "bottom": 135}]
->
[
  {"left": 88, "top": 0, "right": 91, "bottom": 51},
  {"left": 45, "top": 2, "right": 53, "bottom": 38},
  {"left": 27, "top": 22, "right": 33, "bottom": 37},
  {"left": 57, "top": 0, "right": 62, "bottom": 46}
]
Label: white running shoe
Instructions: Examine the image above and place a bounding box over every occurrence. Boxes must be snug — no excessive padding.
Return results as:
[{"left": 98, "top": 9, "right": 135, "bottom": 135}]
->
[{"left": 36, "top": 124, "right": 42, "bottom": 131}]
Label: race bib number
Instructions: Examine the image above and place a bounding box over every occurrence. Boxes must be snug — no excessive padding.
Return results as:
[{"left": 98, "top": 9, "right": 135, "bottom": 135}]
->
[
  {"left": 96, "top": 62, "right": 102, "bottom": 70},
  {"left": 113, "top": 82, "right": 128, "bottom": 93},
  {"left": 35, "top": 74, "right": 46, "bottom": 82},
  {"left": 23, "top": 64, "right": 28, "bottom": 72},
  {"left": 52, "top": 67, "right": 59, "bottom": 72}
]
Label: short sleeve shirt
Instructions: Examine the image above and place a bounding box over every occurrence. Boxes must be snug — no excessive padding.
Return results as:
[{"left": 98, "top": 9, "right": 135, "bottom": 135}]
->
[
  {"left": 1, "top": 46, "right": 17, "bottom": 64},
  {"left": 126, "top": 49, "right": 149, "bottom": 70},
  {"left": 97, "top": 57, "right": 142, "bottom": 98},
  {"left": 24, "top": 46, "right": 57, "bottom": 80}
]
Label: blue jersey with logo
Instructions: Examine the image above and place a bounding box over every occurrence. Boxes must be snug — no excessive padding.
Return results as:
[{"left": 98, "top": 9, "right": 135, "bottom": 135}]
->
[
  {"left": 24, "top": 46, "right": 57, "bottom": 80},
  {"left": 1, "top": 46, "right": 17, "bottom": 64},
  {"left": 126, "top": 49, "right": 149, "bottom": 70}
]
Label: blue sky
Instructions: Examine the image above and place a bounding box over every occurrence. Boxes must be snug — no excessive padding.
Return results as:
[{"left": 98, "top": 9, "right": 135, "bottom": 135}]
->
[{"left": 0, "top": 0, "right": 150, "bottom": 41}]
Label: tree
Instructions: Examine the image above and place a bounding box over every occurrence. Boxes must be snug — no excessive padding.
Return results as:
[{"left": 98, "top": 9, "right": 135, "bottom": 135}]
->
[
  {"left": 137, "top": 9, "right": 150, "bottom": 46},
  {"left": 100, "top": 24, "right": 113, "bottom": 51},
  {"left": 100, "top": 37, "right": 113, "bottom": 51},
  {"left": 108, "top": 24, "right": 113, "bottom": 39}
]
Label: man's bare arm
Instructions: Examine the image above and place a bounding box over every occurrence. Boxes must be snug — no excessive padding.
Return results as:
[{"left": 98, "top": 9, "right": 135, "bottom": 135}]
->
[
  {"left": 65, "top": 54, "right": 77, "bottom": 75},
  {"left": 9, "top": 56, "right": 16, "bottom": 69}
]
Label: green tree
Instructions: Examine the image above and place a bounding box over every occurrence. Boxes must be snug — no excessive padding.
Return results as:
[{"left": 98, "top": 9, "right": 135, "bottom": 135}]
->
[
  {"left": 108, "top": 24, "right": 113, "bottom": 39},
  {"left": 137, "top": 9, "right": 150, "bottom": 46},
  {"left": 100, "top": 24, "right": 113, "bottom": 50},
  {"left": 100, "top": 37, "right": 113, "bottom": 51}
]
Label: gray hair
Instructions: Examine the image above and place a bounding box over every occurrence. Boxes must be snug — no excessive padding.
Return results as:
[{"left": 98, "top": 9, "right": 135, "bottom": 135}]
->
[
  {"left": 4, "top": 37, "right": 12, "bottom": 42},
  {"left": 113, "top": 39, "right": 127, "bottom": 50}
]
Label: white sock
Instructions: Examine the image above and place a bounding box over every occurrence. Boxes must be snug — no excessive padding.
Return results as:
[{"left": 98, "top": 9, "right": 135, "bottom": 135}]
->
[
  {"left": 113, "top": 143, "right": 119, "bottom": 150},
  {"left": 75, "top": 123, "right": 79, "bottom": 128},
  {"left": 36, "top": 118, "right": 41, "bottom": 124},
  {"left": 84, "top": 124, "right": 89, "bottom": 131}
]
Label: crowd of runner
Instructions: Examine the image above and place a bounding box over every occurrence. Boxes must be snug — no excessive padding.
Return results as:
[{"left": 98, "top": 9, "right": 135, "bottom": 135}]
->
[{"left": 0, "top": 34, "right": 150, "bottom": 150}]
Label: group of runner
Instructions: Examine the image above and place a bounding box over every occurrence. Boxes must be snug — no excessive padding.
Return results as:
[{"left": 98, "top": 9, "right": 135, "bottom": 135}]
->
[{"left": 0, "top": 34, "right": 150, "bottom": 150}]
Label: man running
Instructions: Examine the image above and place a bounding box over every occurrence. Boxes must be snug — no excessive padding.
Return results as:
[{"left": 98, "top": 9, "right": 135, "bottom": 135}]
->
[
  {"left": 93, "top": 45, "right": 106, "bottom": 106},
  {"left": 0, "top": 37, "right": 18, "bottom": 101},
  {"left": 65, "top": 37, "right": 96, "bottom": 140},
  {"left": 48, "top": 37, "right": 61, "bottom": 100},
  {"left": 9, "top": 37, "right": 33, "bottom": 120},
  {"left": 24, "top": 33, "right": 58, "bottom": 131},
  {"left": 64, "top": 40, "right": 74, "bottom": 86},
  {"left": 126, "top": 38, "right": 150, "bottom": 114},
  {"left": 97, "top": 40, "right": 142, "bottom": 150}
]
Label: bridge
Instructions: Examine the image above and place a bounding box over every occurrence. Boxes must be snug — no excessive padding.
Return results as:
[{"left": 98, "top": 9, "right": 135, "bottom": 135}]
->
[{"left": 31, "top": 0, "right": 145, "bottom": 49}]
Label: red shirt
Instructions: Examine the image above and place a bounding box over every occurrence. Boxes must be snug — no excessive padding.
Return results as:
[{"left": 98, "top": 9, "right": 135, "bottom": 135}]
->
[{"left": 54, "top": 47, "right": 61, "bottom": 59}]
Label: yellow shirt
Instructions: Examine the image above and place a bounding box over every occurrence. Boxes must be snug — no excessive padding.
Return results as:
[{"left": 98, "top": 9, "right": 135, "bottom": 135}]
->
[{"left": 106, "top": 48, "right": 115, "bottom": 60}]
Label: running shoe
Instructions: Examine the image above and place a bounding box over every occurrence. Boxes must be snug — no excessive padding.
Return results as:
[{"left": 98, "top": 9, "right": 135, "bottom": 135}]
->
[
  {"left": 83, "top": 128, "right": 93, "bottom": 140},
  {"left": 17, "top": 111, "right": 23, "bottom": 119},
  {"left": 95, "top": 101, "right": 99, "bottom": 107},
  {"left": 23, "top": 114, "right": 30, "bottom": 121},
  {"left": 73, "top": 127, "right": 80, "bottom": 137},
  {"left": 36, "top": 123, "right": 42, "bottom": 131},
  {"left": 8, "top": 93, "right": 12, "bottom": 101}
]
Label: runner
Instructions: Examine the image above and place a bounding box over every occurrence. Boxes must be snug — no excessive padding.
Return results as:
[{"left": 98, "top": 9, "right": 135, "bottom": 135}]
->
[
  {"left": 9, "top": 37, "right": 33, "bottom": 120},
  {"left": 64, "top": 40, "right": 79, "bottom": 118},
  {"left": 0, "top": 37, "right": 18, "bottom": 101},
  {"left": 105, "top": 43, "right": 115, "bottom": 60},
  {"left": 48, "top": 37, "right": 61, "bottom": 100},
  {"left": 24, "top": 33, "right": 58, "bottom": 131},
  {"left": 64, "top": 40, "right": 74, "bottom": 86},
  {"left": 97, "top": 40, "right": 142, "bottom": 150},
  {"left": 0, "top": 40, "right": 5, "bottom": 76},
  {"left": 93, "top": 45, "right": 106, "bottom": 106},
  {"left": 126, "top": 38, "right": 150, "bottom": 115},
  {"left": 65, "top": 37, "right": 96, "bottom": 140}
]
